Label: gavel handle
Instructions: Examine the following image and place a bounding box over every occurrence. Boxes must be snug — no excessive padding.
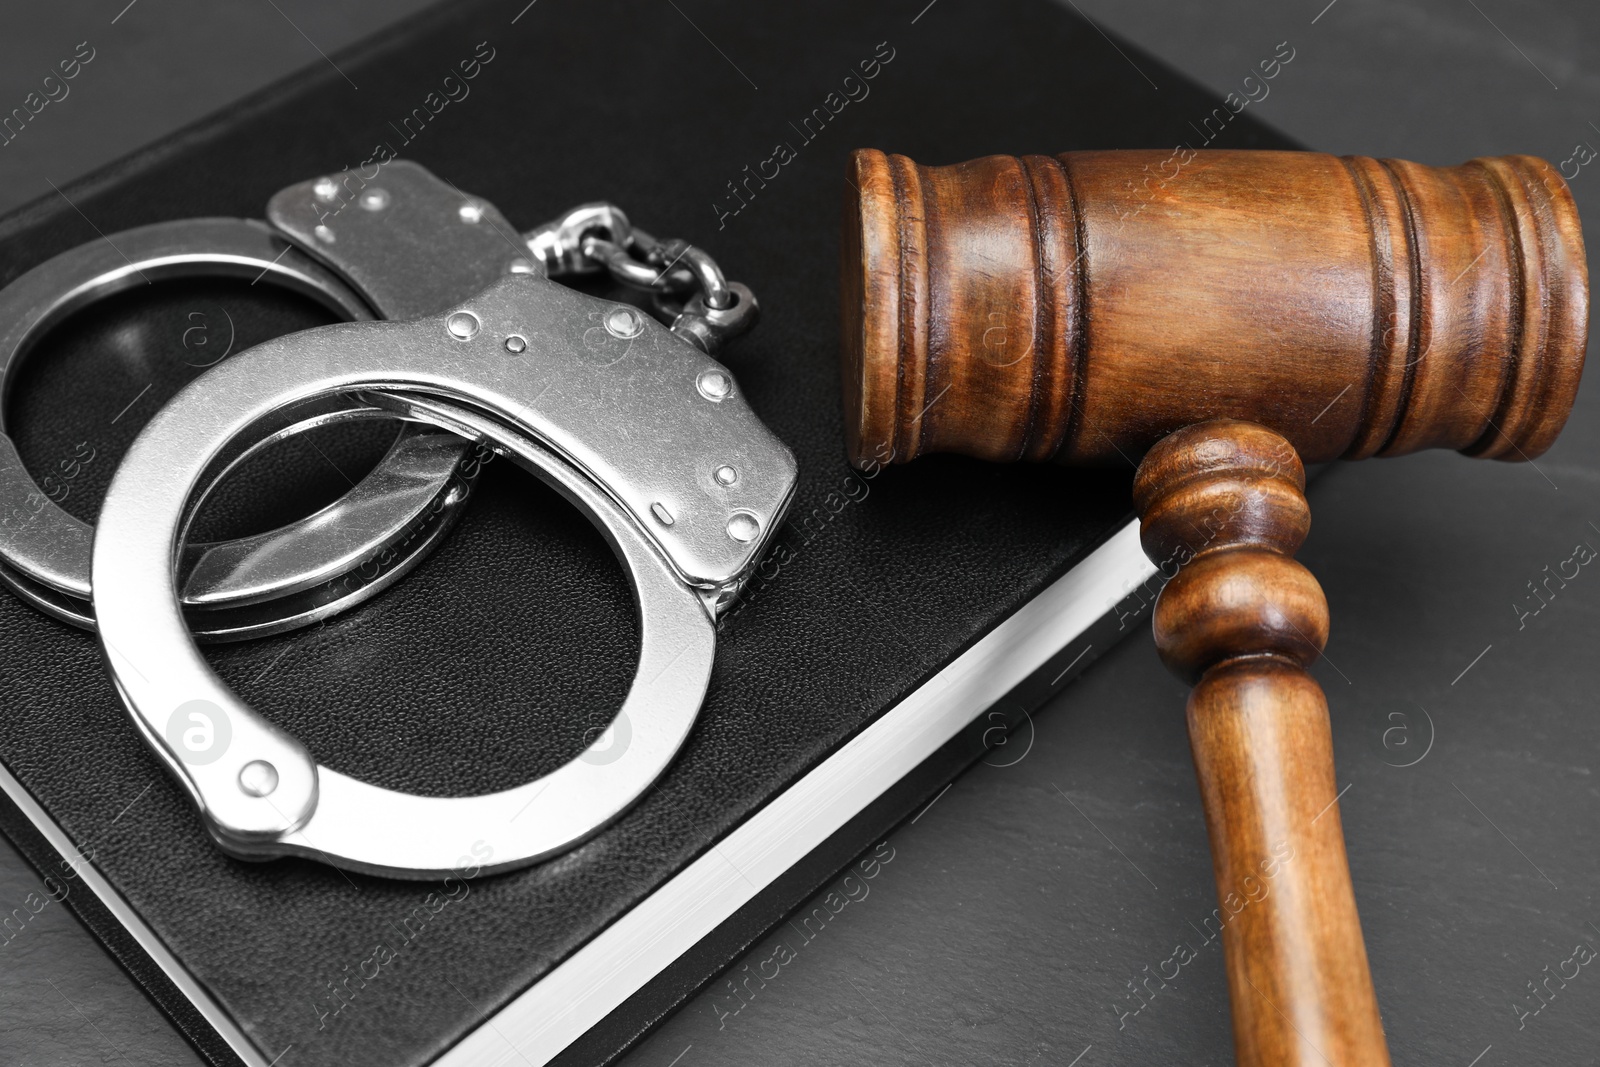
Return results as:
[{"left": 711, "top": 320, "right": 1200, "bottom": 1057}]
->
[{"left": 1132, "top": 420, "right": 1390, "bottom": 1067}]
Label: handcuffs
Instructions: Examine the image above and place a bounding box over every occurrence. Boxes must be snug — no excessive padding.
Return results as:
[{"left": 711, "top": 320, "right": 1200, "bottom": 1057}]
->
[{"left": 6, "top": 162, "right": 796, "bottom": 877}]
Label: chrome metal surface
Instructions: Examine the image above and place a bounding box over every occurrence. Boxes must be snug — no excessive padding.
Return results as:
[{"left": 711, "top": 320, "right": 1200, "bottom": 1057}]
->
[
  {"left": 92, "top": 272, "right": 796, "bottom": 876},
  {"left": 669, "top": 281, "right": 760, "bottom": 354},
  {"left": 268, "top": 161, "right": 536, "bottom": 320},
  {"left": 278, "top": 403, "right": 715, "bottom": 875},
  {"left": 178, "top": 415, "right": 469, "bottom": 607},
  {"left": 525, "top": 199, "right": 751, "bottom": 354},
  {"left": 0, "top": 216, "right": 471, "bottom": 636},
  {"left": 662, "top": 240, "right": 733, "bottom": 309},
  {"left": 0, "top": 407, "right": 479, "bottom": 642},
  {"left": 525, "top": 202, "right": 633, "bottom": 278},
  {"left": 0, "top": 162, "right": 760, "bottom": 643},
  {"left": 575, "top": 235, "right": 695, "bottom": 294}
]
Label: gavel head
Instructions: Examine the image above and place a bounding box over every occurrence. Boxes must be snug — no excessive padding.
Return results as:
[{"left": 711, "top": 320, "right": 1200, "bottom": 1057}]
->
[{"left": 840, "top": 148, "right": 1589, "bottom": 470}]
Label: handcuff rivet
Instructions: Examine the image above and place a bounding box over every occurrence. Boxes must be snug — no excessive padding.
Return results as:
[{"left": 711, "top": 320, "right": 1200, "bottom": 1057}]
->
[
  {"left": 726, "top": 512, "right": 760, "bottom": 543},
  {"left": 459, "top": 202, "right": 484, "bottom": 224},
  {"left": 605, "top": 306, "right": 643, "bottom": 339},
  {"left": 650, "top": 502, "right": 675, "bottom": 526},
  {"left": 714, "top": 465, "right": 738, "bottom": 486},
  {"left": 238, "top": 760, "right": 279, "bottom": 798},
  {"left": 504, "top": 334, "right": 527, "bottom": 354},
  {"left": 312, "top": 177, "right": 339, "bottom": 201},
  {"left": 696, "top": 369, "right": 732, "bottom": 401},
  {"left": 358, "top": 188, "right": 390, "bottom": 211},
  {"left": 313, "top": 225, "right": 336, "bottom": 244},
  {"left": 446, "top": 311, "right": 480, "bottom": 341}
]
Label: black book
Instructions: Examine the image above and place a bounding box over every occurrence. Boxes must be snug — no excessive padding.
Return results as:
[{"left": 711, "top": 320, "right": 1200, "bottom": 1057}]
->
[{"left": 0, "top": 1, "right": 1293, "bottom": 1064}]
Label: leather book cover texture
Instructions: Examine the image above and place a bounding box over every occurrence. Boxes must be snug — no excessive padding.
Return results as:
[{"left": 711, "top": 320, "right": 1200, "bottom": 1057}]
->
[{"left": 0, "top": 1, "right": 1295, "bottom": 1064}]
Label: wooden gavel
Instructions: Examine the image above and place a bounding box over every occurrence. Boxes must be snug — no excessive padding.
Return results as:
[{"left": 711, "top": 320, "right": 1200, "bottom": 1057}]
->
[{"left": 841, "top": 148, "right": 1588, "bottom": 1066}]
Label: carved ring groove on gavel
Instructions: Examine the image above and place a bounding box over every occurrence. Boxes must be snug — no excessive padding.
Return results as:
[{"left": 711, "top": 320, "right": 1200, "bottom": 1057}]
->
[{"left": 841, "top": 148, "right": 1588, "bottom": 1067}]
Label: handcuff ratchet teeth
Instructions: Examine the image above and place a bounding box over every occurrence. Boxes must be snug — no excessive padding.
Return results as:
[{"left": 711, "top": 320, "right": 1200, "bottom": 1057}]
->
[{"left": 91, "top": 165, "right": 797, "bottom": 878}]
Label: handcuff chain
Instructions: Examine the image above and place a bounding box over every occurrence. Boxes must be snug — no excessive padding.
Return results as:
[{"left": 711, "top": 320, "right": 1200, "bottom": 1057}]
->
[{"left": 524, "top": 203, "right": 757, "bottom": 355}]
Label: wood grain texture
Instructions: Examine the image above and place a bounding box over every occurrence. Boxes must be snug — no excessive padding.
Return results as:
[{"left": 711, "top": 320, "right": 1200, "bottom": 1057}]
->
[
  {"left": 1135, "top": 420, "right": 1390, "bottom": 1067},
  {"left": 841, "top": 146, "right": 1588, "bottom": 1067},
  {"left": 841, "top": 148, "right": 1589, "bottom": 468}
]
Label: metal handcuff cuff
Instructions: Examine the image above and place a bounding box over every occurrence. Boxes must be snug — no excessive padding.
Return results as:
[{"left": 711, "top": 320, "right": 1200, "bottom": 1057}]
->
[
  {"left": 77, "top": 162, "right": 796, "bottom": 877},
  {"left": 0, "top": 161, "right": 761, "bottom": 640},
  {"left": 0, "top": 209, "right": 470, "bottom": 640}
]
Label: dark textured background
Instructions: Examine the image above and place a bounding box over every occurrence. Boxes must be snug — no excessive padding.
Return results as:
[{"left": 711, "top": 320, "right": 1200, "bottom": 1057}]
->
[{"left": 2, "top": 2, "right": 1599, "bottom": 1067}]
